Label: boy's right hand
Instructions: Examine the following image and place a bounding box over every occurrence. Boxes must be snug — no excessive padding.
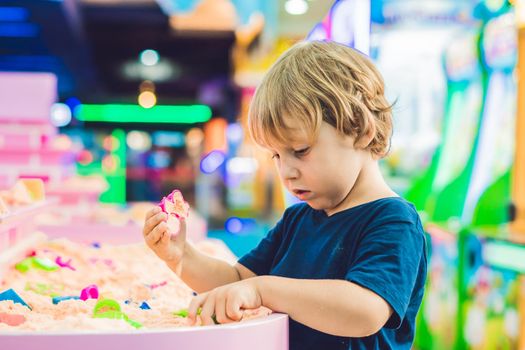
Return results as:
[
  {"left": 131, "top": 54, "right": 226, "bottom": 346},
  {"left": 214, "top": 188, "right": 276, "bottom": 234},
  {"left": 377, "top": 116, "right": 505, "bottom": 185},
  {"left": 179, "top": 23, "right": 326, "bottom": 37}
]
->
[{"left": 143, "top": 206, "right": 186, "bottom": 265}]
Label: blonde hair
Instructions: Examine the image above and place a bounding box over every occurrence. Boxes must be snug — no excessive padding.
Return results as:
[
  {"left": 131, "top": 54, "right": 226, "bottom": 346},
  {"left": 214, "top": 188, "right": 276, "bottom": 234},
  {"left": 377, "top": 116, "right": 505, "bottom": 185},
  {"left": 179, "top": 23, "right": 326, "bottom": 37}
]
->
[{"left": 248, "top": 40, "right": 393, "bottom": 157}]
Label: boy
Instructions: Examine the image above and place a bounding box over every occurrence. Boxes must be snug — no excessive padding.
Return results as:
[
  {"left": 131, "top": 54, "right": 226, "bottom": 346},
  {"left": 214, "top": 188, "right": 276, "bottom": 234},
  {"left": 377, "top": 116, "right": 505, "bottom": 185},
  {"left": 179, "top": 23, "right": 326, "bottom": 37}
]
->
[{"left": 143, "top": 40, "right": 427, "bottom": 350}]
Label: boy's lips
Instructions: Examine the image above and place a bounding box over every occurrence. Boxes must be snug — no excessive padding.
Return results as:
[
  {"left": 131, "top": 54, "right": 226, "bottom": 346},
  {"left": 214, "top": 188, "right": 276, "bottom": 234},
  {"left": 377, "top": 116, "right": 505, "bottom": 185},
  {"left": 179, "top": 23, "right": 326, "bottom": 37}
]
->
[{"left": 292, "top": 189, "right": 311, "bottom": 200}]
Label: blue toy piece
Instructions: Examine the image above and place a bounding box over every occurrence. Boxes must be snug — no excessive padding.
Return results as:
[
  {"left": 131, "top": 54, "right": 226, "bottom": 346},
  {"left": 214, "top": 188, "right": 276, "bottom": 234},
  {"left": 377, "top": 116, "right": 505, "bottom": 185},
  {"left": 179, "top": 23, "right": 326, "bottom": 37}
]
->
[
  {"left": 139, "top": 301, "right": 151, "bottom": 310},
  {"left": 52, "top": 296, "right": 81, "bottom": 305},
  {"left": 0, "top": 288, "right": 32, "bottom": 310}
]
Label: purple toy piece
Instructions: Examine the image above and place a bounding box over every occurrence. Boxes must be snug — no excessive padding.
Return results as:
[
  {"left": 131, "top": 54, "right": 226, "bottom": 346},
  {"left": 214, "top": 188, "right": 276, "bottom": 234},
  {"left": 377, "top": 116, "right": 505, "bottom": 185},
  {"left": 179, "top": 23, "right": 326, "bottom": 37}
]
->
[
  {"left": 158, "top": 190, "right": 189, "bottom": 219},
  {"left": 55, "top": 256, "right": 76, "bottom": 271}
]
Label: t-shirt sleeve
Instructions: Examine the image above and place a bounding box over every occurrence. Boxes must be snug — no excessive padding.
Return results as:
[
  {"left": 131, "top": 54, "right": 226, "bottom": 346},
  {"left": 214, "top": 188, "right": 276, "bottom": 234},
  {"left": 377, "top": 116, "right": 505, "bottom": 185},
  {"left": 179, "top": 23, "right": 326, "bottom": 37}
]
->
[
  {"left": 237, "top": 214, "right": 285, "bottom": 276},
  {"left": 345, "top": 215, "right": 426, "bottom": 329}
]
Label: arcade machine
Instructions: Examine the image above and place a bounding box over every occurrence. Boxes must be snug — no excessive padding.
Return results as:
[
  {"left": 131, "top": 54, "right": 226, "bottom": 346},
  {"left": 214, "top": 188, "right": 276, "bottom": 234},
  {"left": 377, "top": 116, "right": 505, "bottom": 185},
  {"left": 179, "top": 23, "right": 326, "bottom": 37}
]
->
[
  {"left": 456, "top": 5, "right": 525, "bottom": 350},
  {"left": 412, "top": 27, "right": 485, "bottom": 350},
  {"left": 405, "top": 28, "right": 484, "bottom": 215},
  {"left": 376, "top": 26, "right": 462, "bottom": 197},
  {"left": 416, "top": 2, "right": 524, "bottom": 349},
  {"left": 365, "top": 0, "right": 478, "bottom": 198}
]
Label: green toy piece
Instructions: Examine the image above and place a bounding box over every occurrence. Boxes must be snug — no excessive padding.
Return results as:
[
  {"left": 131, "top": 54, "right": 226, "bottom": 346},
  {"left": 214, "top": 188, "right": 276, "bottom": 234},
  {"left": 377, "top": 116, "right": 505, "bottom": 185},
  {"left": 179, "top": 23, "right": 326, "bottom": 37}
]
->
[{"left": 92, "top": 299, "right": 142, "bottom": 329}]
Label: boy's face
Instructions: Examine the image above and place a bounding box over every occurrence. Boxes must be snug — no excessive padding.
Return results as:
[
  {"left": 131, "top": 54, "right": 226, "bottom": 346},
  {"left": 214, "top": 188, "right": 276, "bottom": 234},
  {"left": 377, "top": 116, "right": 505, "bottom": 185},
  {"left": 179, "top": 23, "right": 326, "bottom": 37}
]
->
[{"left": 269, "top": 121, "right": 368, "bottom": 215}]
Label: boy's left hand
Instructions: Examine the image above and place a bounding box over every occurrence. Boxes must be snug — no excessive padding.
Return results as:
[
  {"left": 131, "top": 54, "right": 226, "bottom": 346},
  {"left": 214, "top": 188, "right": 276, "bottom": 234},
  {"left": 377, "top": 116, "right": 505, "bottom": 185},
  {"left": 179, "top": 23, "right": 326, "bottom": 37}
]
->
[{"left": 187, "top": 279, "right": 262, "bottom": 325}]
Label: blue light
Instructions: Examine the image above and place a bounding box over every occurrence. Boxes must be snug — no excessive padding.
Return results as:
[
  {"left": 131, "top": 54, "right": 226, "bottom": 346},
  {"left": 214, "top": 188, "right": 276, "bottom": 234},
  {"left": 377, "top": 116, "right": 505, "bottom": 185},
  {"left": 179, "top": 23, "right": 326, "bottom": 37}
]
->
[
  {"left": 0, "top": 7, "right": 29, "bottom": 21},
  {"left": 200, "top": 150, "right": 226, "bottom": 174},
  {"left": 0, "top": 56, "right": 61, "bottom": 72},
  {"left": 226, "top": 122, "right": 243, "bottom": 144},
  {"left": 0, "top": 23, "right": 38, "bottom": 37},
  {"left": 147, "top": 151, "right": 171, "bottom": 168},
  {"left": 65, "top": 97, "right": 81, "bottom": 116},
  {"left": 153, "top": 131, "right": 185, "bottom": 147},
  {"left": 140, "top": 49, "right": 159, "bottom": 66},
  {"left": 225, "top": 217, "right": 243, "bottom": 234}
]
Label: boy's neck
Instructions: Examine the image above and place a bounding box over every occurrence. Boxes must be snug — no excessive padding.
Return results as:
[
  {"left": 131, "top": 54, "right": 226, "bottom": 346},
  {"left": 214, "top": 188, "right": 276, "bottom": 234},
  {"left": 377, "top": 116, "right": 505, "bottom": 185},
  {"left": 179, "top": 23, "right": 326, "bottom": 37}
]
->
[{"left": 324, "top": 159, "right": 397, "bottom": 217}]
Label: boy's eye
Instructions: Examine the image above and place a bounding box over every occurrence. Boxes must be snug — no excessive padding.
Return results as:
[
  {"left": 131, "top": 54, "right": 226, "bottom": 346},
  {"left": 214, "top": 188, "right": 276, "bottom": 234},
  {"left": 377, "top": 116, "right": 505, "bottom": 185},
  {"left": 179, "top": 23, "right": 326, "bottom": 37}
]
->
[
  {"left": 271, "top": 153, "right": 280, "bottom": 160},
  {"left": 293, "top": 147, "right": 310, "bottom": 157}
]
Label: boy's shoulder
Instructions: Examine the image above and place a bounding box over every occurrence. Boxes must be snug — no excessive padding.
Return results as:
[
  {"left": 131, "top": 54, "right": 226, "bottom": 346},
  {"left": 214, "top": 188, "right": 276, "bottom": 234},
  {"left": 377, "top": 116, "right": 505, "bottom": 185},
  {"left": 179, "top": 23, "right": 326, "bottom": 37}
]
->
[
  {"left": 332, "top": 197, "right": 424, "bottom": 236},
  {"left": 362, "top": 198, "right": 425, "bottom": 243},
  {"left": 366, "top": 197, "right": 419, "bottom": 217},
  {"left": 361, "top": 197, "right": 422, "bottom": 227}
]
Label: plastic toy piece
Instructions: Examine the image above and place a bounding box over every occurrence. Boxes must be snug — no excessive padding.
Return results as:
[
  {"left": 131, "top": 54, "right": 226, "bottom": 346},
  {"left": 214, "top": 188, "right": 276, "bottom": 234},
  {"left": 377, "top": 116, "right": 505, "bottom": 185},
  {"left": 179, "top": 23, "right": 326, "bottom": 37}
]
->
[
  {"left": 159, "top": 190, "right": 190, "bottom": 235},
  {"left": 32, "top": 257, "right": 59, "bottom": 271},
  {"left": 0, "top": 312, "right": 26, "bottom": 326},
  {"left": 124, "top": 316, "right": 143, "bottom": 329},
  {"left": 93, "top": 310, "right": 124, "bottom": 320},
  {"left": 173, "top": 307, "right": 218, "bottom": 324},
  {"left": 139, "top": 301, "right": 151, "bottom": 310},
  {"left": 15, "top": 257, "right": 59, "bottom": 272},
  {"left": 0, "top": 289, "right": 32, "bottom": 310},
  {"left": 173, "top": 309, "right": 189, "bottom": 318},
  {"left": 15, "top": 258, "right": 33, "bottom": 273},
  {"left": 80, "top": 285, "right": 99, "bottom": 301},
  {"left": 52, "top": 296, "right": 81, "bottom": 304},
  {"left": 91, "top": 242, "right": 101, "bottom": 248},
  {"left": 149, "top": 281, "right": 167, "bottom": 289},
  {"left": 55, "top": 256, "right": 76, "bottom": 271},
  {"left": 93, "top": 299, "right": 121, "bottom": 315},
  {"left": 92, "top": 299, "right": 142, "bottom": 329},
  {"left": 159, "top": 190, "right": 190, "bottom": 219}
]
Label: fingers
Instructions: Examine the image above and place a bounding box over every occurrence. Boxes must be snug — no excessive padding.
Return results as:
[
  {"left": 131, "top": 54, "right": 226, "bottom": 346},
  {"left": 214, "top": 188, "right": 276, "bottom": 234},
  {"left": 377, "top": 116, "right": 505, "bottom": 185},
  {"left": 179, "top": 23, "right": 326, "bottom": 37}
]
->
[
  {"left": 188, "top": 289, "right": 243, "bottom": 326},
  {"left": 188, "top": 293, "right": 206, "bottom": 324},
  {"left": 226, "top": 296, "right": 243, "bottom": 322},
  {"left": 200, "top": 293, "right": 216, "bottom": 326},
  {"left": 144, "top": 220, "right": 167, "bottom": 246},
  {"left": 143, "top": 211, "right": 167, "bottom": 238},
  {"left": 214, "top": 294, "right": 228, "bottom": 324},
  {"left": 160, "top": 226, "right": 171, "bottom": 244},
  {"left": 188, "top": 291, "right": 218, "bottom": 326},
  {"left": 144, "top": 206, "right": 161, "bottom": 221}
]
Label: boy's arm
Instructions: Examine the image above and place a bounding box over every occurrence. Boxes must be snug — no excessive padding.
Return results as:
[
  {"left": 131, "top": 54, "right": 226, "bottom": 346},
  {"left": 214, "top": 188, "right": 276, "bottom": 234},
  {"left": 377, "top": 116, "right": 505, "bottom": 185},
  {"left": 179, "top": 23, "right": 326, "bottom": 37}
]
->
[
  {"left": 255, "top": 276, "right": 392, "bottom": 337},
  {"left": 167, "top": 243, "right": 256, "bottom": 293}
]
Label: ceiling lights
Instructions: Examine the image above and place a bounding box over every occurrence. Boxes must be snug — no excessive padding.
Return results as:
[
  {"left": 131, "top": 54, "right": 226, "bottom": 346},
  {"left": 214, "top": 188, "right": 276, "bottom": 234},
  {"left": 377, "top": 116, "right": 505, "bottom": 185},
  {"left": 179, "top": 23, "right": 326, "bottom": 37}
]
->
[{"left": 285, "top": 0, "right": 309, "bottom": 16}]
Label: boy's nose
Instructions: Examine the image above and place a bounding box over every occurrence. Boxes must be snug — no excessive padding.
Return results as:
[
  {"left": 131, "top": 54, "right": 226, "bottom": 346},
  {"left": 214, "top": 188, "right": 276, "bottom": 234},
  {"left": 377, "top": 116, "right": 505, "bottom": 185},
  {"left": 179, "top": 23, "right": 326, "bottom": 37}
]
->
[{"left": 280, "top": 162, "right": 299, "bottom": 180}]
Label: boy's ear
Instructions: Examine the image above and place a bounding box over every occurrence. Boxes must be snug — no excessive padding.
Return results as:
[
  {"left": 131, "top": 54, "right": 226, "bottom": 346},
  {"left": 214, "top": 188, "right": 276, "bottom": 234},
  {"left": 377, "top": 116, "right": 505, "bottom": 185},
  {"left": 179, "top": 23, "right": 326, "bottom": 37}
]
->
[{"left": 355, "top": 124, "right": 375, "bottom": 149}]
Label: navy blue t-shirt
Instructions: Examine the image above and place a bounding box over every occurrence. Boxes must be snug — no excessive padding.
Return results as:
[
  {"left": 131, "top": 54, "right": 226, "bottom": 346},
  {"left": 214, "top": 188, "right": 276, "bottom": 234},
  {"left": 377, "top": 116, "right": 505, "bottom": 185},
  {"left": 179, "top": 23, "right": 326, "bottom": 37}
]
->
[{"left": 238, "top": 197, "right": 427, "bottom": 350}]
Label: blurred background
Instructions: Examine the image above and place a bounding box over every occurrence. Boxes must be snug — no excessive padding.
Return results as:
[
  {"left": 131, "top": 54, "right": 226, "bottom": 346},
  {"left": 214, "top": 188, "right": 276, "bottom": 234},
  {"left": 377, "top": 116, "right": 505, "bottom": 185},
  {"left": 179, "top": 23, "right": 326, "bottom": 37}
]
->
[{"left": 1, "top": 0, "right": 525, "bottom": 348}]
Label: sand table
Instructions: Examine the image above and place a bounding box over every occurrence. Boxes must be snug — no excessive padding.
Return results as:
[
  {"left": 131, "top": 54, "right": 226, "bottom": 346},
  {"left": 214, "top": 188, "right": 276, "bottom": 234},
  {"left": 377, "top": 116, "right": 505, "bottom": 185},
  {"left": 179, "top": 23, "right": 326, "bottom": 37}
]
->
[{"left": 0, "top": 238, "right": 270, "bottom": 331}]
